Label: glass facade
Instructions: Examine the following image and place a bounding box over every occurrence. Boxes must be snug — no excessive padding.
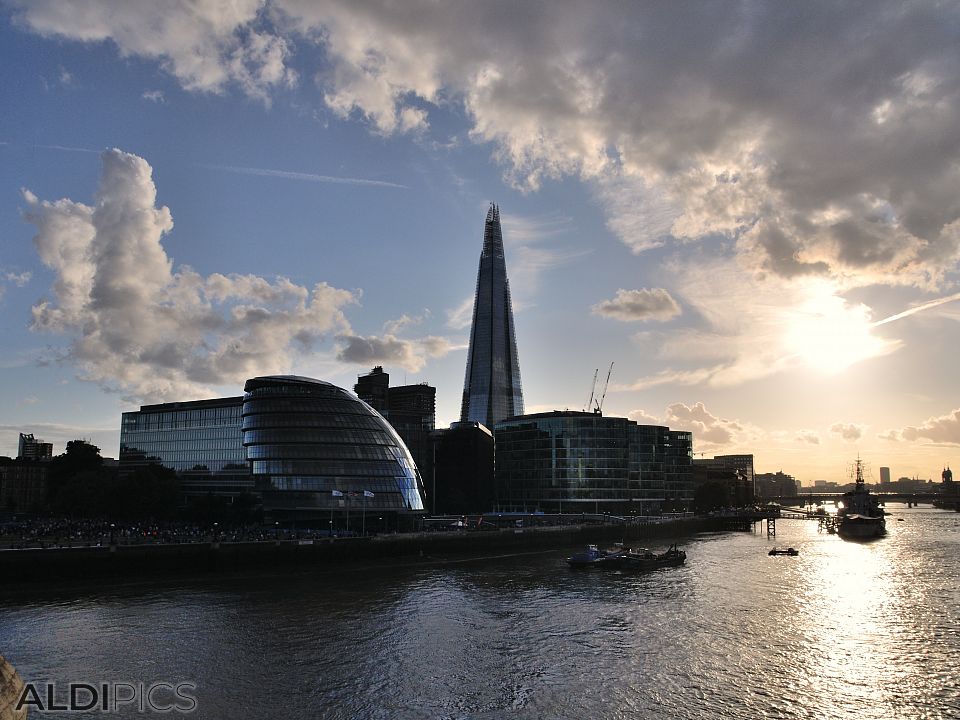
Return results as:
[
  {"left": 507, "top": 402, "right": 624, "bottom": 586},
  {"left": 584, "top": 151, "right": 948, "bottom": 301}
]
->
[
  {"left": 242, "top": 376, "right": 426, "bottom": 519},
  {"left": 493, "top": 412, "right": 693, "bottom": 514},
  {"left": 461, "top": 204, "right": 524, "bottom": 428},
  {"left": 119, "top": 397, "right": 252, "bottom": 497}
]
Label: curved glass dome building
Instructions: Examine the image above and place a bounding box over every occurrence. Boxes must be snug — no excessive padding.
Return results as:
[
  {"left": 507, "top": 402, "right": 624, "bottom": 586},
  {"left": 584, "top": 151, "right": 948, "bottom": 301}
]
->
[{"left": 242, "top": 376, "right": 426, "bottom": 524}]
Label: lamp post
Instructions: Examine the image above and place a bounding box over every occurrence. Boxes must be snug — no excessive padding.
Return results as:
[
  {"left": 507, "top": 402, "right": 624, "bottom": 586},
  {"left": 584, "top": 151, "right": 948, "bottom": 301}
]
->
[
  {"left": 109, "top": 523, "right": 116, "bottom": 553},
  {"left": 274, "top": 521, "right": 280, "bottom": 546}
]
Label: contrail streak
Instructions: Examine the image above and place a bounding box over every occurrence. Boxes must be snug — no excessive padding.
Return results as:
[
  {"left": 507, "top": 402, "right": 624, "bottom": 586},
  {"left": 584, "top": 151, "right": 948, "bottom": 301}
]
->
[
  {"left": 872, "top": 291, "right": 960, "bottom": 326},
  {"left": 201, "top": 163, "right": 407, "bottom": 189}
]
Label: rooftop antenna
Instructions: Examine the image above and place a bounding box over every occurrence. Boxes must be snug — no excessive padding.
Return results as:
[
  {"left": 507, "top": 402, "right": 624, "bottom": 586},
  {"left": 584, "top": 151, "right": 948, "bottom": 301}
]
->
[
  {"left": 596, "top": 361, "right": 614, "bottom": 414},
  {"left": 584, "top": 368, "right": 599, "bottom": 413}
]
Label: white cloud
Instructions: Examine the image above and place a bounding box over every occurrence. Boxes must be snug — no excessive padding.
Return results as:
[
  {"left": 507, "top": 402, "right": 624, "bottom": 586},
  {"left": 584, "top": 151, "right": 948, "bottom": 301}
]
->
[
  {"left": 830, "top": 423, "right": 865, "bottom": 442},
  {"left": 10, "top": 0, "right": 295, "bottom": 103},
  {"left": 498, "top": 211, "right": 591, "bottom": 298},
  {"left": 627, "top": 408, "right": 661, "bottom": 426},
  {"left": 665, "top": 402, "right": 743, "bottom": 445},
  {"left": 592, "top": 288, "right": 681, "bottom": 323},
  {"left": 446, "top": 295, "right": 474, "bottom": 330},
  {"left": 11, "top": 1, "right": 960, "bottom": 292},
  {"left": 795, "top": 430, "right": 821, "bottom": 445},
  {"left": 0, "top": 269, "right": 32, "bottom": 300},
  {"left": 141, "top": 89, "right": 165, "bottom": 103},
  {"left": 23, "top": 148, "right": 359, "bottom": 402}
]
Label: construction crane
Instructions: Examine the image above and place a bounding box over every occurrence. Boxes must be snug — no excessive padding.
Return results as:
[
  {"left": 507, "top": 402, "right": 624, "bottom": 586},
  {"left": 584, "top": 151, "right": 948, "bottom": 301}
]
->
[
  {"left": 596, "top": 361, "right": 614, "bottom": 414},
  {"left": 584, "top": 368, "right": 599, "bottom": 413}
]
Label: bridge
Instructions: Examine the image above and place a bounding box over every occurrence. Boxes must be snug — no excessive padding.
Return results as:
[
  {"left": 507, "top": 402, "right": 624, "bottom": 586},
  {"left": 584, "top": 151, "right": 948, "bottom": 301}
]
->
[{"left": 766, "top": 492, "right": 943, "bottom": 506}]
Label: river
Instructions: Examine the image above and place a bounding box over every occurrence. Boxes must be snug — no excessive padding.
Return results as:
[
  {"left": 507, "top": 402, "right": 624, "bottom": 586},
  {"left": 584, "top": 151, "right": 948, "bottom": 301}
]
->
[{"left": 2, "top": 504, "right": 959, "bottom": 719}]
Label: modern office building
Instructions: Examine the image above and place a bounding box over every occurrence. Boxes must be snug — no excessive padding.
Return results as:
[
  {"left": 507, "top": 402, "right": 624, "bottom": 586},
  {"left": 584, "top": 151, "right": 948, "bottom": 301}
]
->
[
  {"left": 430, "top": 422, "right": 495, "bottom": 515},
  {"left": 694, "top": 455, "right": 755, "bottom": 505},
  {"left": 17, "top": 433, "right": 52, "bottom": 461},
  {"left": 879, "top": 466, "right": 891, "bottom": 485},
  {"left": 354, "top": 366, "right": 436, "bottom": 487},
  {"left": 461, "top": 204, "right": 524, "bottom": 428},
  {"left": 753, "top": 471, "right": 798, "bottom": 498},
  {"left": 119, "top": 397, "right": 252, "bottom": 499},
  {"left": 242, "top": 375, "right": 426, "bottom": 526},
  {"left": 492, "top": 411, "right": 693, "bottom": 515}
]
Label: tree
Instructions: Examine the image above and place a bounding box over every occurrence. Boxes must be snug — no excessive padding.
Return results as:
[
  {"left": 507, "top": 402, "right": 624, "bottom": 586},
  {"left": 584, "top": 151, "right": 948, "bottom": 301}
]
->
[{"left": 694, "top": 481, "right": 730, "bottom": 513}]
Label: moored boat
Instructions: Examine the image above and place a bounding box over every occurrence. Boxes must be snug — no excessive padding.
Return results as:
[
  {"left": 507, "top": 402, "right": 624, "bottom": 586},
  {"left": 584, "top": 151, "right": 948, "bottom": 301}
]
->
[
  {"left": 566, "top": 543, "right": 627, "bottom": 568},
  {"left": 837, "top": 458, "right": 885, "bottom": 539},
  {"left": 610, "top": 544, "right": 686, "bottom": 571},
  {"left": 768, "top": 547, "right": 799, "bottom": 556}
]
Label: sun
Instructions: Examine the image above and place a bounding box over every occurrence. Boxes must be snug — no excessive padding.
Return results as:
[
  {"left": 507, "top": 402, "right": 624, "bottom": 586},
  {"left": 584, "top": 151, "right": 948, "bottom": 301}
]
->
[{"left": 781, "top": 283, "right": 899, "bottom": 374}]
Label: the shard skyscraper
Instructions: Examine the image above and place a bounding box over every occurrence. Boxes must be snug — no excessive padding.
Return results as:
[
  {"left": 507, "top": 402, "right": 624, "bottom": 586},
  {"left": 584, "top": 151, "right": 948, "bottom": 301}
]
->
[{"left": 460, "top": 204, "right": 524, "bottom": 427}]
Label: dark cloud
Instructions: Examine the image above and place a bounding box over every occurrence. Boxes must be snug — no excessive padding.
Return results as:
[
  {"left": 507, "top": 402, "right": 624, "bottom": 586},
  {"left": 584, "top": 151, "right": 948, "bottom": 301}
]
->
[{"left": 592, "top": 288, "right": 681, "bottom": 322}]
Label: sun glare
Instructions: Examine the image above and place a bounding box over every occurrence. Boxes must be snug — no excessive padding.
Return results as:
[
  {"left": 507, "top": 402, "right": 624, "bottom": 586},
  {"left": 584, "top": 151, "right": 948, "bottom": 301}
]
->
[{"left": 782, "top": 285, "right": 896, "bottom": 374}]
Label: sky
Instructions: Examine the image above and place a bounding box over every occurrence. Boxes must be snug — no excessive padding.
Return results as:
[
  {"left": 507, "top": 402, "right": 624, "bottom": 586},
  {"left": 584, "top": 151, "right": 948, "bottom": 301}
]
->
[{"left": 1, "top": 1, "right": 959, "bottom": 485}]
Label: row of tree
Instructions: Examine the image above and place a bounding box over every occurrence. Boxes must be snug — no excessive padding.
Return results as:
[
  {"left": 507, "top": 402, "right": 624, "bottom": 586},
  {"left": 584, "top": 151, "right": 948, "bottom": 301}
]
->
[{"left": 22, "top": 440, "right": 261, "bottom": 523}]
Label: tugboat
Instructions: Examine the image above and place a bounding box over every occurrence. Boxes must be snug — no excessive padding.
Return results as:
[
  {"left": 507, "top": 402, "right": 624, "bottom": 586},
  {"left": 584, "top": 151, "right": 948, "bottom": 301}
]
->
[{"left": 837, "top": 458, "right": 886, "bottom": 539}]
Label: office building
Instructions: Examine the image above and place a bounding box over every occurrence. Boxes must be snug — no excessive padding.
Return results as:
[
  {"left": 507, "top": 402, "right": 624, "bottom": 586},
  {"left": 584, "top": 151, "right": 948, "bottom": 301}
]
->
[
  {"left": 242, "top": 375, "right": 426, "bottom": 525},
  {"left": 430, "top": 422, "right": 495, "bottom": 515},
  {"left": 693, "top": 455, "right": 755, "bottom": 505},
  {"left": 493, "top": 411, "right": 693, "bottom": 515},
  {"left": 879, "top": 466, "right": 891, "bottom": 485},
  {"left": 355, "top": 366, "right": 436, "bottom": 487},
  {"left": 17, "top": 433, "right": 52, "bottom": 461},
  {"left": 119, "top": 397, "right": 252, "bottom": 499},
  {"left": 0, "top": 458, "right": 48, "bottom": 513},
  {"left": 461, "top": 204, "right": 524, "bottom": 428},
  {"left": 754, "top": 471, "right": 799, "bottom": 498}
]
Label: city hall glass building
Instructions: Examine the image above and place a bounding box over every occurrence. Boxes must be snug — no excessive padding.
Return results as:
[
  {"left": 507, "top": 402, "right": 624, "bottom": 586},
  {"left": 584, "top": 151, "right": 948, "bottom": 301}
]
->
[
  {"left": 493, "top": 411, "right": 693, "bottom": 515},
  {"left": 242, "top": 376, "right": 426, "bottom": 522},
  {"left": 119, "top": 376, "right": 427, "bottom": 523},
  {"left": 461, "top": 204, "right": 524, "bottom": 428}
]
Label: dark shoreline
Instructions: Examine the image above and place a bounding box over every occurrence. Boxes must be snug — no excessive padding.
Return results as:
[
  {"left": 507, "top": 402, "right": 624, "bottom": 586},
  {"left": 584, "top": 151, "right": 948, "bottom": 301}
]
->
[{"left": 2, "top": 517, "right": 723, "bottom": 586}]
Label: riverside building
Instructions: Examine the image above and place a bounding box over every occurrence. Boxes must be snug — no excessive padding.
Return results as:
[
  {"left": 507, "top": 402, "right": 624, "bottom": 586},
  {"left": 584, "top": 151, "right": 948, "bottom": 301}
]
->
[
  {"left": 242, "top": 375, "right": 426, "bottom": 527},
  {"left": 492, "top": 411, "right": 693, "bottom": 515},
  {"left": 460, "top": 204, "right": 524, "bottom": 428},
  {"left": 119, "top": 376, "right": 427, "bottom": 527},
  {"left": 354, "top": 366, "right": 436, "bottom": 492}
]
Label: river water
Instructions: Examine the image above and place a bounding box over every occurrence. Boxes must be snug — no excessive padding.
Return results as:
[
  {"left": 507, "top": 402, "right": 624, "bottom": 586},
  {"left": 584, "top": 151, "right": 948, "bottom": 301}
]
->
[{"left": 2, "top": 504, "right": 959, "bottom": 719}]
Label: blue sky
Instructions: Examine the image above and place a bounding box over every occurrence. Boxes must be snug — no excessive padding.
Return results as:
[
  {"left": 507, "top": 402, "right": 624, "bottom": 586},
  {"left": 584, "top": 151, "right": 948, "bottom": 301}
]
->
[{"left": 2, "top": 1, "right": 960, "bottom": 483}]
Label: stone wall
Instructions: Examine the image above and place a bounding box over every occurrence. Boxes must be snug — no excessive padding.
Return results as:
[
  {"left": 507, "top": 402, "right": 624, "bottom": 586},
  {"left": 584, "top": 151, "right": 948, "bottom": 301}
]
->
[{"left": 0, "top": 655, "right": 26, "bottom": 720}]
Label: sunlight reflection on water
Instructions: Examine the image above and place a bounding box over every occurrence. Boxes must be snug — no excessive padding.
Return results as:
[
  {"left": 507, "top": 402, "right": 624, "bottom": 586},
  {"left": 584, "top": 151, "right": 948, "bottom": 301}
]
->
[{"left": 1, "top": 505, "right": 959, "bottom": 719}]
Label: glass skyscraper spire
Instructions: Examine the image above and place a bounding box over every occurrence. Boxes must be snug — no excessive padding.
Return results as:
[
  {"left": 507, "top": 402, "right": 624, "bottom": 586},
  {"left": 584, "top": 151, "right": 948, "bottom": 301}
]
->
[{"left": 460, "top": 204, "right": 524, "bottom": 427}]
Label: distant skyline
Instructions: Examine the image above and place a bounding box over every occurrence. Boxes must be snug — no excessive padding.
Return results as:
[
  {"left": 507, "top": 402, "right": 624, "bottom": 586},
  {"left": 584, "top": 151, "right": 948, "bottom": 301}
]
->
[{"left": 2, "top": 1, "right": 960, "bottom": 483}]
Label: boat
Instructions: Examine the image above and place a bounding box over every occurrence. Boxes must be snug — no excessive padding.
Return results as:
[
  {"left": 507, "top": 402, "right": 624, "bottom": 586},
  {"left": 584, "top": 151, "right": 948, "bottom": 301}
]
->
[
  {"left": 566, "top": 543, "right": 628, "bottom": 568},
  {"left": 837, "top": 458, "right": 886, "bottom": 539},
  {"left": 768, "top": 547, "right": 799, "bottom": 556},
  {"left": 610, "top": 544, "right": 686, "bottom": 571}
]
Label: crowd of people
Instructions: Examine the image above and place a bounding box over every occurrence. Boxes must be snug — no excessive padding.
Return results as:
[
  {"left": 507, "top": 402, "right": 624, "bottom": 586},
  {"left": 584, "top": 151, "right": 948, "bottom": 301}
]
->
[{"left": 0, "top": 517, "right": 337, "bottom": 550}]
